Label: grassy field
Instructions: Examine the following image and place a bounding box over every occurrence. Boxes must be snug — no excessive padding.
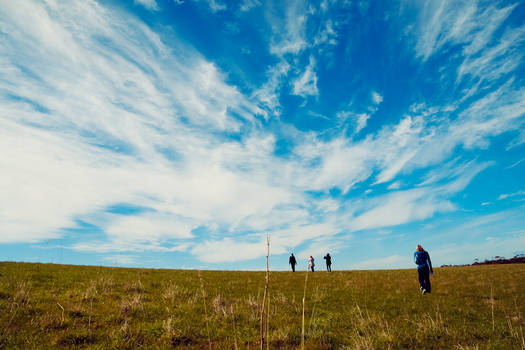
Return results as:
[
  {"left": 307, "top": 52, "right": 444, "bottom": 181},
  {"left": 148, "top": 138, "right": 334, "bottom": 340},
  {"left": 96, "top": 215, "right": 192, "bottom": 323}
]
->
[{"left": 0, "top": 262, "right": 524, "bottom": 349}]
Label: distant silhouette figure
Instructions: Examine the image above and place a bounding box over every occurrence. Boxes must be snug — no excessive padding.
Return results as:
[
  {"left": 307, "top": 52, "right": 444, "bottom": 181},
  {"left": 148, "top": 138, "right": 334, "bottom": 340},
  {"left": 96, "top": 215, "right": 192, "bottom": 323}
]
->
[
  {"left": 289, "top": 253, "right": 297, "bottom": 272},
  {"left": 308, "top": 255, "right": 315, "bottom": 272},
  {"left": 414, "top": 245, "right": 433, "bottom": 294},
  {"left": 324, "top": 253, "right": 332, "bottom": 272}
]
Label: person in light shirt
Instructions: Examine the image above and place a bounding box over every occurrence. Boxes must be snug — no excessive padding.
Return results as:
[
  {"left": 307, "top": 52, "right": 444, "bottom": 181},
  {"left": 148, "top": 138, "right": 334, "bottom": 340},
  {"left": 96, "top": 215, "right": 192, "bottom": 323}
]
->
[{"left": 307, "top": 255, "right": 315, "bottom": 272}]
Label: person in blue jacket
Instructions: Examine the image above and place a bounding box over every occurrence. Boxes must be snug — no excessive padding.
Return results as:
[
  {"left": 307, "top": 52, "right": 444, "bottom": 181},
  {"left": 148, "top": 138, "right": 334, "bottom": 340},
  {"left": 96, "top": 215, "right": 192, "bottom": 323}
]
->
[{"left": 414, "top": 245, "right": 433, "bottom": 294}]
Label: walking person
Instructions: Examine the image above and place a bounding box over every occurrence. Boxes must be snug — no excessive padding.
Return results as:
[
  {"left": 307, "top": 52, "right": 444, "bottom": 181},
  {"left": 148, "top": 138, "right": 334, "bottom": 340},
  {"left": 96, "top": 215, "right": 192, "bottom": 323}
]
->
[
  {"left": 308, "top": 255, "right": 315, "bottom": 272},
  {"left": 323, "top": 253, "right": 332, "bottom": 272},
  {"left": 414, "top": 245, "right": 433, "bottom": 294},
  {"left": 289, "top": 253, "right": 297, "bottom": 272}
]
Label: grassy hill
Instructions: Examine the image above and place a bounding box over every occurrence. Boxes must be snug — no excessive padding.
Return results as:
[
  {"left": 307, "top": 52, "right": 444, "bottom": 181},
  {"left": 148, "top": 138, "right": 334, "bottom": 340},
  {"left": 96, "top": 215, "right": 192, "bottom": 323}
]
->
[{"left": 0, "top": 262, "right": 524, "bottom": 349}]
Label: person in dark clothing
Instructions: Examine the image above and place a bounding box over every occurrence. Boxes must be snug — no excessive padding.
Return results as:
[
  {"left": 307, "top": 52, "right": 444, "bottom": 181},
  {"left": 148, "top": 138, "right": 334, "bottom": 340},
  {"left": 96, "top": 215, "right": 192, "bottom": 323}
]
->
[
  {"left": 414, "top": 245, "right": 433, "bottom": 294},
  {"left": 289, "top": 253, "right": 297, "bottom": 272},
  {"left": 323, "top": 253, "right": 332, "bottom": 272}
]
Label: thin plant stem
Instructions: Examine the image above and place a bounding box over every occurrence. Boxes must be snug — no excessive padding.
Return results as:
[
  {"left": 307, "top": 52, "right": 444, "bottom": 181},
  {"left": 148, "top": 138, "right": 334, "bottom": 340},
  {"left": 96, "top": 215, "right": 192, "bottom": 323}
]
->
[
  {"left": 301, "top": 265, "right": 309, "bottom": 350},
  {"left": 266, "top": 289, "right": 270, "bottom": 350},
  {"left": 259, "top": 236, "right": 270, "bottom": 350}
]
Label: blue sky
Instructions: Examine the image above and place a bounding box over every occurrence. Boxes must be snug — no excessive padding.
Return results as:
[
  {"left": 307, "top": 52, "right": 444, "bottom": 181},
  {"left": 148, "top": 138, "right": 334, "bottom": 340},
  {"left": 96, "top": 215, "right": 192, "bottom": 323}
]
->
[{"left": 1, "top": 0, "right": 524, "bottom": 270}]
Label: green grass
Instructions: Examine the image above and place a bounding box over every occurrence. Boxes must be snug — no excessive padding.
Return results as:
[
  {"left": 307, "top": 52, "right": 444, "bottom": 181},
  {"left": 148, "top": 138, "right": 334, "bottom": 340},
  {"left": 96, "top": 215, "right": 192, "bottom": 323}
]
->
[{"left": 0, "top": 262, "right": 524, "bottom": 349}]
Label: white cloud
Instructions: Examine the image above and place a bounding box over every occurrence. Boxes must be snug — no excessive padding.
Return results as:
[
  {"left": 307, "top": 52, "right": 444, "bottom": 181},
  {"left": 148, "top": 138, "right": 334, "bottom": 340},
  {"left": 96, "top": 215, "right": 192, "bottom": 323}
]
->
[
  {"left": 313, "top": 19, "right": 338, "bottom": 46},
  {"left": 506, "top": 157, "right": 525, "bottom": 169},
  {"left": 387, "top": 181, "right": 401, "bottom": 190},
  {"left": 350, "top": 188, "right": 455, "bottom": 231},
  {"left": 0, "top": 0, "right": 280, "bottom": 248},
  {"left": 414, "top": 1, "right": 517, "bottom": 61},
  {"left": 456, "top": 24, "right": 525, "bottom": 92},
  {"left": 291, "top": 56, "right": 319, "bottom": 98},
  {"left": 252, "top": 61, "right": 290, "bottom": 116},
  {"left": 74, "top": 241, "right": 190, "bottom": 253},
  {"left": 206, "top": 0, "right": 226, "bottom": 13},
  {"left": 371, "top": 91, "right": 383, "bottom": 105},
  {"left": 412, "top": 0, "right": 524, "bottom": 100},
  {"left": 498, "top": 191, "right": 525, "bottom": 200},
  {"left": 105, "top": 213, "right": 194, "bottom": 242},
  {"left": 355, "top": 113, "right": 370, "bottom": 134},
  {"left": 239, "top": 0, "right": 261, "bottom": 12},
  {"left": 335, "top": 90, "right": 383, "bottom": 135},
  {"left": 269, "top": 2, "right": 309, "bottom": 56},
  {"left": 134, "top": 0, "right": 159, "bottom": 11},
  {"left": 506, "top": 130, "right": 525, "bottom": 151}
]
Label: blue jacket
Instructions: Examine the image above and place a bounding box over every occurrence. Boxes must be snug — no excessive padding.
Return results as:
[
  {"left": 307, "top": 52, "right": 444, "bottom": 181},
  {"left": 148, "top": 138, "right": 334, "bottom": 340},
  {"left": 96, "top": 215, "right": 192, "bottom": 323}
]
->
[{"left": 414, "top": 250, "right": 433, "bottom": 271}]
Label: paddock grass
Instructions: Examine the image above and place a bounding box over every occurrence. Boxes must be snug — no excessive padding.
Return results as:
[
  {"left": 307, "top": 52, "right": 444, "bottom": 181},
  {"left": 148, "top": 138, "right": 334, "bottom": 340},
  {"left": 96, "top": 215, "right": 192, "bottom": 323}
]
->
[{"left": 0, "top": 262, "right": 524, "bottom": 349}]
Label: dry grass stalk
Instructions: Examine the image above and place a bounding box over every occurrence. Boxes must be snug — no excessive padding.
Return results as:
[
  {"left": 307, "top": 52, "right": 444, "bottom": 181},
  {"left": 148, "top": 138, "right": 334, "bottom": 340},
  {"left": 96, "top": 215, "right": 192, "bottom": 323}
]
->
[
  {"left": 301, "top": 264, "right": 309, "bottom": 350},
  {"left": 259, "top": 235, "right": 270, "bottom": 350},
  {"left": 56, "top": 302, "right": 65, "bottom": 326},
  {"left": 198, "top": 270, "right": 212, "bottom": 350},
  {"left": 266, "top": 289, "right": 270, "bottom": 350}
]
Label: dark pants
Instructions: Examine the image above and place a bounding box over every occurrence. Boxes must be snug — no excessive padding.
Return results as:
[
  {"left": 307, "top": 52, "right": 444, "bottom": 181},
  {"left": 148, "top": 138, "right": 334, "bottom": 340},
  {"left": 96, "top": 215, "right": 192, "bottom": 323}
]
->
[
  {"left": 326, "top": 263, "right": 331, "bottom": 272},
  {"left": 291, "top": 264, "right": 295, "bottom": 272},
  {"left": 310, "top": 266, "right": 314, "bottom": 272},
  {"left": 418, "top": 267, "right": 431, "bottom": 293}
]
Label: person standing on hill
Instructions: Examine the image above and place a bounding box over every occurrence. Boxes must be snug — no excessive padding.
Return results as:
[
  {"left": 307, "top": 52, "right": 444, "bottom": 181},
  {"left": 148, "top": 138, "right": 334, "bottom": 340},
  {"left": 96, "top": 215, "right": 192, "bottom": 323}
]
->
[
  {"left": 323, "top": 253, "right": 332, "bottom": 272},
  {"left": 308, "top": 255, "right": 315, "bottom": 272},
  {"left": 289, "top": 253, "right": 297, "bottom": 272},
  {"left": 414, "top": 245, "right": 433, "bottom": 294}
]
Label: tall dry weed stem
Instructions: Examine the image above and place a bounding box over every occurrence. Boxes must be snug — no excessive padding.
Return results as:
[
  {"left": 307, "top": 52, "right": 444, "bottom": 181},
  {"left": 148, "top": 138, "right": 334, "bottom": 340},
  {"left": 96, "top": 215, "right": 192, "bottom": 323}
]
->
[
  {"left": 56, "top": 302, "right": 65, "bottom": 326},
  {"left": 259, "top": 235, "right": 270, "bottom": 350},
  {"left": 301, "top": 266, "right": 309, "bottom": 350}
]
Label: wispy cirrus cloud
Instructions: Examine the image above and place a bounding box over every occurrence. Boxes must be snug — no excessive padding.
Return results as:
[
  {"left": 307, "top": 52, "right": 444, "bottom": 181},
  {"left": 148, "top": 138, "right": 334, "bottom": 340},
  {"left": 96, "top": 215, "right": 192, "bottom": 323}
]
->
[
  {"left": 256, "top": 0, "right": 344, "bottom": 111},
  {"left": 134, "top": 0, "right": 159, "bottom": 11},
  {"left": 498, "top": 191, "right": 525, "bottom": 201},
  {"left": 239, "top": 0, "right": 261, "bottom": 13},
  {"left": 412, "top": 0, "right": 525, "bottom": 103},
  {"left": 291, "top": 56, "right": 319, "bottom": 98},
  {"left": 268, "top": 1, "right": 309, "bottom": 57},
  {"left": 414, "top": 1, "right": 517, "bottom": 61},
  {"left": 371, "top": 91, "right": 383, "bottom": 105},
  {"left": 0, "top": 0, "right": 272, "bottom": 247}
]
